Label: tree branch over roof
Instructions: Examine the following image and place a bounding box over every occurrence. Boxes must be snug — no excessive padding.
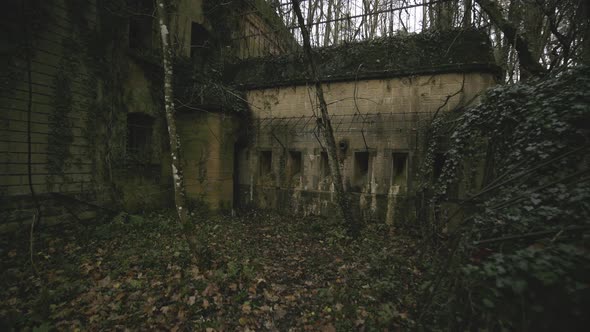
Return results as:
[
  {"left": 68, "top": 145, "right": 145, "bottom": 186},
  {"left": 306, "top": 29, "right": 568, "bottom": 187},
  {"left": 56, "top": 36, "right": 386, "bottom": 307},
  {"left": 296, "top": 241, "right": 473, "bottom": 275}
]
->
[{"left": 475, "top": 0, "right": 547, "bottom": 77}]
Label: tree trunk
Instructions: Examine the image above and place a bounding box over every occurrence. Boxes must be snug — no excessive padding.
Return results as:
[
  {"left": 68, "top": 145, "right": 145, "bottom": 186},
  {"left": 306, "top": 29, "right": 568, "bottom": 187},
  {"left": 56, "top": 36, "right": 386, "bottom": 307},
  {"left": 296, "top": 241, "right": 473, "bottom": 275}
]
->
[
  {"left": 463, "top": 0, "right": 473, "bottom": 28},
  {"left": 155, "top": 0, "right": 200, "bottom": 256},
  {"left": 579, "top": 0, "right": 590, "bottom": 65},
  {"left": 475, "top": 0, "right": 546, "bottom": 77},
  {"left": 333, "top": 0, "right": 341, "bottom": 45},
  {"left": 292, "top": 0, "right": 360, "bottom": 237},
  {"left": 324, "top": 0, "right": 333, "bottom": 46}
]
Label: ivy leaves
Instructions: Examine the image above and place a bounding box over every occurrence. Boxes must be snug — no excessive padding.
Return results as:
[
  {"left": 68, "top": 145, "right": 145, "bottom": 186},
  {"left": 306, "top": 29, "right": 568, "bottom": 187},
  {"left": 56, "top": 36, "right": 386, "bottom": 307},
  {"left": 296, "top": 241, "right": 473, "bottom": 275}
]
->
[{"left": 425, "top": 67, "right": 590, "bottom": 329}]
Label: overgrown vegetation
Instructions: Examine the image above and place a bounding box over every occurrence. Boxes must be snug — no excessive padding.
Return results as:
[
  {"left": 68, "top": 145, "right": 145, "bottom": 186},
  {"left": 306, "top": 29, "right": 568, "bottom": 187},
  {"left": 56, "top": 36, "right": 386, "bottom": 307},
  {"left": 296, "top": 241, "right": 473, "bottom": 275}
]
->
[
  {"left": 231, "top": 28, "right": 497, "bottom": 88},
  {"left": 46, "top": 39, "right": 78, "bottom": 186},
  {"left": 2, "top": 0, "right": 589, "bottom": 330},
  {"left": 418, "top": 66, "right": 590, "bottom": 330}
]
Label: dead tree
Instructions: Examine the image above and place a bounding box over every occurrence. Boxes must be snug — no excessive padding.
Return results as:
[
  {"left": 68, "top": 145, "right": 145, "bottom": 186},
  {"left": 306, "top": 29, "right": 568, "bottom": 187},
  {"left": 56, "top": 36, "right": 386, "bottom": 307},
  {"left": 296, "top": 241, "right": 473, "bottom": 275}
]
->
[
  {"left": 155, "top": 0, "right": 200, "bottom": 256},
  {"left": 292, "top": 0, "right": 360, "bottom": 237}
]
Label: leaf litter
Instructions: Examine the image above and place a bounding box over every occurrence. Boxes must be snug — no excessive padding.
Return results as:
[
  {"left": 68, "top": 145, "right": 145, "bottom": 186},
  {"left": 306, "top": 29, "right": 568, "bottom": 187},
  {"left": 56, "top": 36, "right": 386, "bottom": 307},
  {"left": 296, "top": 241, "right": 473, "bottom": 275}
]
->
[{"left": 0, "top": 210, "right": 431, "bottom": 330}]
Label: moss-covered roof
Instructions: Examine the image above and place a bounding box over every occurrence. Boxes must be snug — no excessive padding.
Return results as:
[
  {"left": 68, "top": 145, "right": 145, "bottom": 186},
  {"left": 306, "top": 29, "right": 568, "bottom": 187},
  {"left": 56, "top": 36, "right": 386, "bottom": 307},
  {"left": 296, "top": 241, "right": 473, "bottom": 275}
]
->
[{"left": 227, "top": 29, "right": 500, "bottom": 89}]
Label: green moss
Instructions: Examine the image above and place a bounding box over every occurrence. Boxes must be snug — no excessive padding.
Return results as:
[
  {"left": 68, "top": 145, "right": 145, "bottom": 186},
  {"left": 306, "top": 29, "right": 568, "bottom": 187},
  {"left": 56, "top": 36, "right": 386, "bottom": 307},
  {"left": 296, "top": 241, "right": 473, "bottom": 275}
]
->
[{"left": 229, "top": 29, "right": 500, "bottom": 88}]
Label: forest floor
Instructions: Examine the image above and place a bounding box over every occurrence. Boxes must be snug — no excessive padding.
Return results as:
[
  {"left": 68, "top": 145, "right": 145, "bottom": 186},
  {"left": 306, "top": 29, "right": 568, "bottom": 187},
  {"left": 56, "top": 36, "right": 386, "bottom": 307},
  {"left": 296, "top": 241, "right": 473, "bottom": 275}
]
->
[{"left": 0, "top": 211, "right": 434, "bottom": 331}]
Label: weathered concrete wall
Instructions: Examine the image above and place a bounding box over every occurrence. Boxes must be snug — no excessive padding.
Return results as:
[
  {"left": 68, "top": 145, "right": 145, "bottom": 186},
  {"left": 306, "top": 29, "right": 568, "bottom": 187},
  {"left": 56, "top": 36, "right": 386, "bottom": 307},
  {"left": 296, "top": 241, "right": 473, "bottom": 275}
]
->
[
  {"left": 115, "top": 59, "right": 172, "bottom": 213},
  {"left": 247, "top": 73, "right": 493, "bottom": 117},
  {"left": 177, "top": 111, "right": 238, "bottom": 211},
  {"left": 0, "top": 0, "right": 101, "bottom": 231},
  {"left": 238, "top": 72, "right": 496, "bottom": 223},
  {"left": 228, "top": 29, "right": 499, "bottom": 223},
  {"left": 173, "top": 0, "right": 206, "bottom": 57},
  {"left": 0, "top": 0, "right": 290, "bottom": 230}
]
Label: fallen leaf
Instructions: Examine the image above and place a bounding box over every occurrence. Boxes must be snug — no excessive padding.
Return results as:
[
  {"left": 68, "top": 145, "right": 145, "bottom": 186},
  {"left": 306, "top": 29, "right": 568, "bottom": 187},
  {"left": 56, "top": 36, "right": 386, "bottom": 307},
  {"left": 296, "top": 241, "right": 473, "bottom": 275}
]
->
[
  {"left": 187, "top": 296, "right": 196, "bottom": 305},
  {"left": 274, "top": 305, "right": 287, "bottom": 319},
  {"left": 98, "top": 276, "right": 111, "bottom": 288},
  {"left": 177, "top": 308, "right": 186, "bottom": 320}
]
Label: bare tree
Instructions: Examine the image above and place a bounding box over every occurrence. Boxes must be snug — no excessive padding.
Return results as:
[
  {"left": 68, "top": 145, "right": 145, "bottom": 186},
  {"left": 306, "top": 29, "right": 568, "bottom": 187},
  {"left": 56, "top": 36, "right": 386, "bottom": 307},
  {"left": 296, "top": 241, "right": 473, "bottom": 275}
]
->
[
  {"left": 155, "top": 0, "right": 200, "bottom": 256},
  {"left": 475, "top": 0, "right": 547, "bottom": 77},
  {"left": 463, "top": 0, "right": 473, "bottom": 27},
  {"left": 292, "top": 0, "right": 360, "bottom": 237}
]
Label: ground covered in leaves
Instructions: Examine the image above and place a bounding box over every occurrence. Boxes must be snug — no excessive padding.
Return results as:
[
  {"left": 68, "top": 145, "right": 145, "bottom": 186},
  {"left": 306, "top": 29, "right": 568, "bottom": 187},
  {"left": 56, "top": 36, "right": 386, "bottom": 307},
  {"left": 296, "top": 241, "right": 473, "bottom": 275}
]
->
[{"left": 0, "top": 211, "right": 432, "bottom": 331}]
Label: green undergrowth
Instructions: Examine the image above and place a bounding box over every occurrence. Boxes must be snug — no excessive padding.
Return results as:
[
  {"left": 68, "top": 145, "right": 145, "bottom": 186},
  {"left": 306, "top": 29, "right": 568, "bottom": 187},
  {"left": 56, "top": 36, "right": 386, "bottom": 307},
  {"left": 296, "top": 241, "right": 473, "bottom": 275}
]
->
[
  {"left": 0, "top": 211, "right": 433, "bottom": 331},
  {"left": 419, "top": 66, "right": 590, "bottom": 331}
]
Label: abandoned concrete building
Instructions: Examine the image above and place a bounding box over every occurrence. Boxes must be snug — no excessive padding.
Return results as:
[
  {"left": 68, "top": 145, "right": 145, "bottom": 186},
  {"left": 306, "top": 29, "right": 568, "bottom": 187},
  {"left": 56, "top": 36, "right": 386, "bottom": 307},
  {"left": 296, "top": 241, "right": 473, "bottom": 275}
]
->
[{"left": 0, "top": 0, "right": 498, "bottom": 231}]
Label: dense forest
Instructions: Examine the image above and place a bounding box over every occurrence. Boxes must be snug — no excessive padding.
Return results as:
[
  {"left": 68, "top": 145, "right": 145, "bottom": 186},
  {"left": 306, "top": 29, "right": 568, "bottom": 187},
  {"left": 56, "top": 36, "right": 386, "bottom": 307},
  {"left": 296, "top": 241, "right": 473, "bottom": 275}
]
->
[{"left": 1, "top": 0, "right": 589, "bottom": 330}]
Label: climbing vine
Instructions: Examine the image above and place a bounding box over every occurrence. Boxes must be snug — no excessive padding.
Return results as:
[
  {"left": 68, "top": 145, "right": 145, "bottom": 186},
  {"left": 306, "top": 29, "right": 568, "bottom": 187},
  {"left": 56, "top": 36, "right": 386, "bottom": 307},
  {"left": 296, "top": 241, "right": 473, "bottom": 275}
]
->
[
  {"left": 46, "top": 38, "right": 80, "bottom": 187},
  {"left": 419, "top": 67, "right": 590, "bottom": 330}
]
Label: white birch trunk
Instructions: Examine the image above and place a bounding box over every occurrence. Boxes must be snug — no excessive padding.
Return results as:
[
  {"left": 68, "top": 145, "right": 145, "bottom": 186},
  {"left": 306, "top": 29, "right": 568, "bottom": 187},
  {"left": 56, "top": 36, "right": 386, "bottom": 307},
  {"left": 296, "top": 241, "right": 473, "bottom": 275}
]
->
[{"left": 156, "top": 0, "right": 200, "bottom": 256}]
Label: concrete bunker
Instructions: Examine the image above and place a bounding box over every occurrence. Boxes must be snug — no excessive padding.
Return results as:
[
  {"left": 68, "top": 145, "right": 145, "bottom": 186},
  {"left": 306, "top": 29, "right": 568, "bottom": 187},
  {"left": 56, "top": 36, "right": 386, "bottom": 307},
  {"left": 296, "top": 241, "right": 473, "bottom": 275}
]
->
[{"left": 224, "top": 29, "right": 499, "bottom": 222}]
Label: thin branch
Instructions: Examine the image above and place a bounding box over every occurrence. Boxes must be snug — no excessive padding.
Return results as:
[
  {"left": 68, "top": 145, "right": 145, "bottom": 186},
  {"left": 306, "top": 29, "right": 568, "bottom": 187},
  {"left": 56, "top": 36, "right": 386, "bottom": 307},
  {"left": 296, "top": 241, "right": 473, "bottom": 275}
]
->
[{"left": 22, "top": 0, "right": 41, "bottom": 275}]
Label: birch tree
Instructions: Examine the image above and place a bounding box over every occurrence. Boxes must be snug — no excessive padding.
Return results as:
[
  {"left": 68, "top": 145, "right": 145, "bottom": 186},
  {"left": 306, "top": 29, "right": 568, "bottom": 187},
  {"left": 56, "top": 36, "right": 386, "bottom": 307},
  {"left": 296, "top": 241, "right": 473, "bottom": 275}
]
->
[
  {"left": 155, "top": 0, "right": 200, "bottom": 256},
  {"left": 292, "top": 0, "right": 360, "bottom": 237}
]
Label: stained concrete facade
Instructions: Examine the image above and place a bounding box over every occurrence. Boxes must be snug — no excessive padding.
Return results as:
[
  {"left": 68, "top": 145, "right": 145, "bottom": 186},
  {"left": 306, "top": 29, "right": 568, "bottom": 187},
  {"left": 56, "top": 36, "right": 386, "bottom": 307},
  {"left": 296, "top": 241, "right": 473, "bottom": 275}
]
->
[
  {"left": 230, "top": 30, "right": 499, "bottom": 223},
  {"left": 1, "top": 1, "right": 498, "bottom": 230}
]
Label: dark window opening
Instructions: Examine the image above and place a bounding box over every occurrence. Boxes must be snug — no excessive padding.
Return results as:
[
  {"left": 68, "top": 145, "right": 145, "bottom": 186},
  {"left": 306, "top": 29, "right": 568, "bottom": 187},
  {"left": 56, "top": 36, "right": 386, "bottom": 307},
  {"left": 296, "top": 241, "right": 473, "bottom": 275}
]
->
[
  {"left": 127, "top": 113, "right": 154, "bottom": 163},
  {"left": 259, "top": 151, "right": 272, "bottom": 176},
  {"left": 288, "top": 151, "right": 302, "bottom": 179},
  {"left": 190, "top": 22, "right": 210, "bottom": 59},
  {"left": 128, "top": 0, "right": 154, "bottom": 50},
  {"left": 353, "top": 151, "right": 370, "bottom": 190},
  {"left": 320, "top": 151, "right": 331, "bottom": 178},
  {"left": 433, "top": 153, "right": 446, "bottom": 180},
  {"left": 392, "top": 152, "right": 408, "bottom": 189}
]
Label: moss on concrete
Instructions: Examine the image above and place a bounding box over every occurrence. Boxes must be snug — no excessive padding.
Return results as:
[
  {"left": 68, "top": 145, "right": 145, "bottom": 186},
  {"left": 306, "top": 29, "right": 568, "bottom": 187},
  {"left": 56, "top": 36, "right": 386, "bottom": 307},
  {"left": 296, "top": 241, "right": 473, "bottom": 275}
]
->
[{"left": 229, "top": 29, "right": 500, "bottom": 88}]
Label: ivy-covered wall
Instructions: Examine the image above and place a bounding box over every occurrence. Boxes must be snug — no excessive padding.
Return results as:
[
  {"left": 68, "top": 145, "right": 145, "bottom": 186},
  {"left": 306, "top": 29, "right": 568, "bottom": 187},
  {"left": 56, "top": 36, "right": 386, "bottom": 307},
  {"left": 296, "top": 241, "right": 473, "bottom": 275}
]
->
[
  {"left": 0, "top": 0, "right": 295, "bottom": 230},
  {"left": 0, "top": 0, "right": 101, "bottom": 230}
]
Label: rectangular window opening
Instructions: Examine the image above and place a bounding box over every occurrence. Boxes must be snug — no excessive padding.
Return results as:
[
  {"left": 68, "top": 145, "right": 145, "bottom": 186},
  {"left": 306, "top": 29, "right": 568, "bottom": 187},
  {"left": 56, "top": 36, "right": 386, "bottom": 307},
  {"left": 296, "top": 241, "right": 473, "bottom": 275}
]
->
[
  {"left": 190, "top": 22, "right": 209, "bottom": 59},
  {"left": 391, "top": 152, "right": 408, "bottom": 190},
  {"left": 288, "top": 151, "right": 302, "bottom": 179},
  {"left": 259, "top": 151, "right": 272, "bottom": 176},
  {"left": 128, "top": 0, "right": 154, "bottom": 50},
  {"left": 320, "top": 151, "right": 331, "bottom": 178},
  {"left": 353, "top": 151, "right": 370, "bottom": 191},
  {"left": 127, "top": 113, "right": 154, "bottom": 163},
  {"left": 433, "top": 153, "right": 446, "bottom": 180}
]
